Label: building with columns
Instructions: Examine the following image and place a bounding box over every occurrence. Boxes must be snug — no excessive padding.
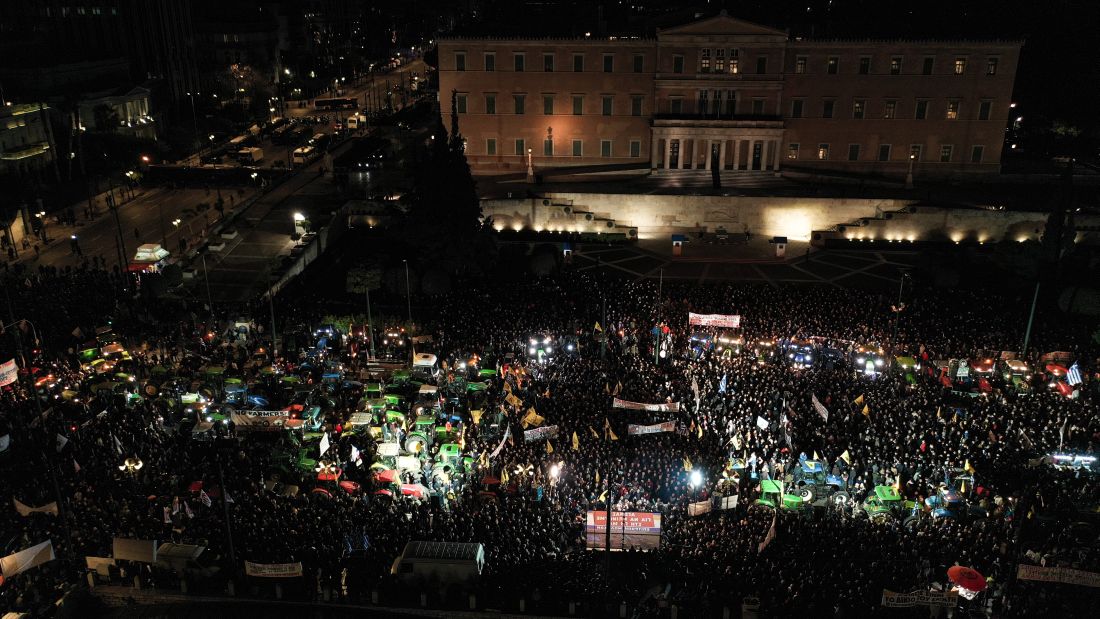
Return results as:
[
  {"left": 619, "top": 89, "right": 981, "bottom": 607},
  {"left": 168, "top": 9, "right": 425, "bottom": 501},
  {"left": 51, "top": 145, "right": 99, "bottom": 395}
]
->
[{"left": 437, "top": 12, "right": 1021, "bottom": 180}]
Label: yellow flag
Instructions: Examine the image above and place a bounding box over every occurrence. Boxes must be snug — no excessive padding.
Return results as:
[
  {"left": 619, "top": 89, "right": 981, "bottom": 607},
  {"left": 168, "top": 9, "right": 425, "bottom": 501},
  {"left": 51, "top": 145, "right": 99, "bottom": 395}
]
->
[
  {"left": 572, "top": 431, "right": 579, "bottom": 451},
  {"left": 964, "top": 459, "right": 975, "bottom": 474},
  {"left": 506, "top": 393, "right": 522, "bottom": 408},
  {"left": 854, "top": 394, "right": 864, "bottom": 406},
  {"left": 959, "top": 479, "right": 967, "bottom": 494},
  {"left": 501, "top": 468, "right": 509, "bottom": 484},
  {"left": 503, "top": 381, "right": 512, "bottom": 394},
  {"left": 614, "top": 381, "right": 622, "bottom": 396},
  {"left": 604, "top": 382, "right": 610, "bottom": 394},
  {"left": 589, "top": 426, "right": 600, "bottom": 439},
  {"left": 683, "top": 456, "right": 693, "bottom": 471},
  {"left": 936, "top": 406, "right": 942, "bottom": 420},
  {"left": 594, "top": 321, "right": 603, "bottom": 333},
  {"left": 812, "top": 450, "right": 820, "bottom": 461},
  {"left": 522, "top": 408, "right": 544, "bottom": 428},
  {"left": 696, "top": 423, "right": 703, "bottom": 439},
  {"left": 545, "top": 441, "right": 554, "bottom": 454},
  {"left": 598, "top": 489, "right": 608, "bottom": 502},
  {"left": 543, "top": 388, "right": 551, "bottom": 398},
  {"left": 840, "top": 450, "right": 851, "bottom": 464},
  {"left": 471, "top": 409, "right": 483, "bottom": 425},
  {"left": 861, "top": 404, "right": 870, "bottom": 417},
  {"left": 608, "top": 427, "right": 619, "bottom": 441},
  {"left": 892, "top": 477, "right": 901, "bottom": 493},
  {"left": 596, "top": 470, "right": 600, "bottom": 484}
]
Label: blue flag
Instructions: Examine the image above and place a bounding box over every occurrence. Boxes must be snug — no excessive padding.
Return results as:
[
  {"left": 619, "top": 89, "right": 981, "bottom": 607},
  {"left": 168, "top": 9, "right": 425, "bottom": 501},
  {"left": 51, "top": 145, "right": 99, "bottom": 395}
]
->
[{"left": 718, "top": 373, "right": 728, "bottom": 394}]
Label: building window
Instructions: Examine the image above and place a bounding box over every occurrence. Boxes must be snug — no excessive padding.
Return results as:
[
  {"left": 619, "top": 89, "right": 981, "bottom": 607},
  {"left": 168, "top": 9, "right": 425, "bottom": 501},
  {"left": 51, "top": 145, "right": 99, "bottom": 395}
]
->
[
  {"left": 515, "top": 139, "right": 525, "bottom": 155},
  {"left": 725, "top": 90, "right": 736, "bottom": 115},
  {"left": 756, "top": 56, "right": 767, "bottom": 74},
  {"left": 543, "top": 138, "right": 553, "bottom": 156},
  {"left": 673, "top": 55, "right": 684, "bottom": 74},
  {"left": 633, "top": 54, "right": 644, "bottom": 73},
  {"left": 910, "top": 144, "right": 923, "bottom": 161},
  {"left": 456, "top": 53, "right": 466, "bottom": 71},
  {"left": 572, "top": 139, "right": 582, "bottom": 157},
  {"left": 884, "top": 100, "right": 897, "bottom": 119},
  {"left": 485, "top": 94, "right": 497, "bottom": 115},
  {"left": 848, "top": 144, "right": 861, "bottom": 161},
  {"left": 631, "top": 96, "right": 643, "bottom": 117},
  {"left": 795, "top": 56, "right": 807, "bottom": 74},
  {"left": 827, "top": 56, "right": 839, "bottom": 74},
  {"left": 859, "top": 57, "right": 871, "bottom": 74},
  {"left": 486, "top": 138, "right": 497, "bottom": 155},
  {"left": 456, "top": 94, "right": 467, "bottom": 113},
  {"left": 853, "top": 100, "right": 866, "bottom": 119},
  {"left": 822, "top": 100, "right": 835, "bottom": 119},
  {"left": 603, "top": 54, "right": 614, "bottom": 73},
  {"left": 791, "top": 99, "right": 804, "bottom": 118},
  {"left": 670, "top": 98, "right": 683, "bottom": 114},
  {"left": 601, "top": 140, "right": 612, "bottom": 157},
  {"left": 485, "top": 53, "right": 496, "bottom": 71},
  {"left": 751, "top": 99, "right": 764, "bottom": 115},
  {"left": 602, "top": 96, "right": 613, "bottom": 116},
  {"left": 915, "top": 100, "right": 928, "bottom": 120},
  {"left": 922, "top": 57, "right": 935, "bottom": 75},
  {"left": 971, "top": 145, "right": 985, "bottom": 163},
  {"left": 729, "top": 49, "right": 739, "bottom": 74},
  {"left": 543, "top": 95, "right": 554, "bottom": 115},
  {"left": 698, "top": 90, "right": 709, "bottom": 115},
  {"left": 573, "top": 54, "right": 584, "bottom": 72},
  {"left": 514, "top": 54, "right": 525, "bottom": 72},
  {"left": 940, "top": 145, "right": 953, "bottom": 162},
  {"left": 878, "top": 144, "right": 891, "bottom": 161},
  {"left": 700, "top": 48, "right": 711, "bottom": 72},
  {"left": 715, "top": 49, "right": 726, "bottom": 73},
  {"left": 817, "top": 144, "right": 830, "bottom": 160},
  {"left": 630, "top": 140, "right": 641, "bottom": 158},
  {"left": 986, "top": 58, "right": 998, "bottom": 75},
  {"left": 978, "top": 100, "right": 991, "bottom": 121},
  {"left": 954, "top": 57, "right": 966, "bottom": 75},
  {"left": 573, "top": 96, "right": 584, "bottom": 115},
  {"left": 890, "top": 57, "right": 902, "bottom": 75},
  {"left": 946, "top": 100, "right": 960, "bottom": 120},
  {"left": 787, "top": 143, "right": 799, "bottom": 159},
  {"left": 544, "top": 54, "right": 554, "bottom": 72},
  {"left": 513, "top": 94, "right": 526, "bottom": 115}
]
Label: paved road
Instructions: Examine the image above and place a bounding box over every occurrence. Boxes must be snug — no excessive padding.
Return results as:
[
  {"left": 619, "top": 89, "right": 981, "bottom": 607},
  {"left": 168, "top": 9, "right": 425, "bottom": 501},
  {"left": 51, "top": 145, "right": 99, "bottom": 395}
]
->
[
  {"left": 7, "top": 186, "right": 256, "bottom": 272},
  {"left": 284, "top": 60, "right": 429, "bottom": 119}
]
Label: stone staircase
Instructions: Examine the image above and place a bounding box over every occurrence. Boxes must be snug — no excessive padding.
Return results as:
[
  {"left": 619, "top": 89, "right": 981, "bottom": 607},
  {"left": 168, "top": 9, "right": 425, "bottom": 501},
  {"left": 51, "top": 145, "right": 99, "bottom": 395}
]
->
[
  {"left": 536, "top": 197, "right": 638, "bottom": 239},
  {"left": 810, "top": 203, "right": 919, "bottom": 247}
]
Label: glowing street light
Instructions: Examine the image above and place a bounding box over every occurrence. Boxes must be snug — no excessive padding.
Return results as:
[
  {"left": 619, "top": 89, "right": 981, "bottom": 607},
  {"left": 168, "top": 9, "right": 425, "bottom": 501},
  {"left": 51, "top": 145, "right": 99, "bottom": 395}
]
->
[{"left": 689, "top": 470, "right": 702, "bottom": 489}]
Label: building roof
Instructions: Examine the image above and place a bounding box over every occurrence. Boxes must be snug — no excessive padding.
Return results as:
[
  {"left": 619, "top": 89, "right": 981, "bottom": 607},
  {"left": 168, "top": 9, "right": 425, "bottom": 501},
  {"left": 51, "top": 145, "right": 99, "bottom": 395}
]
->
[
  {"left": 402, "top": 541, "right": 483, "bottom": 562},
  {"left": 657, "top": 12, "right": 786, "bottom": 38}
]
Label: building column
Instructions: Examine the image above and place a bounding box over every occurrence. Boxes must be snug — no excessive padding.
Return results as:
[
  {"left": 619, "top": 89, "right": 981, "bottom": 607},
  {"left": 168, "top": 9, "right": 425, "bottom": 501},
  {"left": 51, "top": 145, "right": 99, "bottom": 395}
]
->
[
  {"left": 651, "top": 135, "right": 661, "bottom": 171},
  {"left": 772, "top": 140, "right": 782, "bottom": 173},
  {"left": 765, "top": 141, "right": 774, "bottom": 171},
  {"left": 664, "top": 137, "right": 673, "bottom": 170},
  {"left": 732, "top": 139, "right": 741, "bottom": 171},
  {"left": 718, "top": 140, "right": 727, "bottom": 170},
  {"left": 680, "top": 138, "right": 690, "bottom": 169},
  {"left": 703, "top": 140, "right": 712, "bottom": 170}
]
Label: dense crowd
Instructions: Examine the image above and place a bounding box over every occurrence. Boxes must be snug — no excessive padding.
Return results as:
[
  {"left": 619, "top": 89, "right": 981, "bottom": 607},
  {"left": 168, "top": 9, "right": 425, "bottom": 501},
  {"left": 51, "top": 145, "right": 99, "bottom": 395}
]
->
[{"left": 1, "top": 263, "right": 1098, "bottom": 617}]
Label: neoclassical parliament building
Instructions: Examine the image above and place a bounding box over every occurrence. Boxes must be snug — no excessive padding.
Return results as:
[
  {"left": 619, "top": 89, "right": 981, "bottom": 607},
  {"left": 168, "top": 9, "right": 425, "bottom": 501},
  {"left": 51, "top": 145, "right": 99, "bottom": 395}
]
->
[{"left": 438, "top": 12, "right": 1020, "bottom": 179}]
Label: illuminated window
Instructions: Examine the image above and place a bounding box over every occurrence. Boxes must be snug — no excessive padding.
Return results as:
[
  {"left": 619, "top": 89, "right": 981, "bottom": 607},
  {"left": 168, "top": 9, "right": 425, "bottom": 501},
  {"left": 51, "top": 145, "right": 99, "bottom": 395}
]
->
[
  {"left": 728, "top": 49, "right": 739, "bottom": 74},
  {"left": 817, "top": 144, "right": 830, "bottom": 160},
  {"left": 787, "top": 143, "right": 799, "bottom": 159},
  {"left": 890, "top": 57, "right": 902, "bottom": 75},
  {"left": 852, "top": 100, "right": 866, "bottom": 119},
  {"left": 910, "top": 144, "right": 923, "bottom": 161},
  {"left": 700, "top": 48, "right": 711, "bottom": 72},
  {"left": 715, "top": 49, "right": 726, "bottom": 73},
  {"left": 827, "top": 56, "right": 839, "bottom": 74},
  {"left": 946, "top": 100, "right": 960, "bottom": 120},
  {"left": 986, "top": 58, "right": 998, "bottom": 75},
  {"left": 884, "top": 100, "right": 896, "bottom": 119},
  {"left": 940, "top": 145, "right": 953, "bottom": 162},
  {"left": 795, "top": 56, "right": 807, "bottom": 74},
  {"left": 954, "top": 57, "right": 966, "bottom": 75}
]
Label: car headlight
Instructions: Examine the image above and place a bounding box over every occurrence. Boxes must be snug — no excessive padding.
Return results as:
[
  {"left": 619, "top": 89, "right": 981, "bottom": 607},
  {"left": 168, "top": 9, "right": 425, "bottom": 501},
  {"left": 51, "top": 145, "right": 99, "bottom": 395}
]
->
[
  {"left": 542, "top": 338, "right": 550, "bottom": 345},
  {"left": 788, "top": 353, "right": 794, "bottom": 359},
  {"left": 806, "top": 355, "right": 813, "bottom": 362},
  {"left": 875, "top": 359, "right": 884, "bottom": 367},
  {"left": 529, "top": 338, "right": 537, "bottom": 346},
  {"left": 856, "top": 357, "right": 865, "bottom": 364},
  {"left": 529, "top": 347, "right": 536, "bottom": 355},
  {"left": 545, "top": 346, "right": 552, "bottom": 354}
]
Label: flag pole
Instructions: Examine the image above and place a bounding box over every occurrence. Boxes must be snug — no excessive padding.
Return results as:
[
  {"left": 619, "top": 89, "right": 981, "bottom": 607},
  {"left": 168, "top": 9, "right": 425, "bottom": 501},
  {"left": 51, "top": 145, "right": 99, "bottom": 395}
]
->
[{"left": 1022, "top": 281, "right": 1040, "bottom": 355}]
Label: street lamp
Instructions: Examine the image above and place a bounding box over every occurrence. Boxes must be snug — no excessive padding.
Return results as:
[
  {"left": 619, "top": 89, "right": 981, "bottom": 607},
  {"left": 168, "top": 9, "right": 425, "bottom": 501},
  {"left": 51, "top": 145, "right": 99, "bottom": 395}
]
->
[
  {"left": 119, "top": 456, "right": 144, "bottom": 477},
  {"left": 186, "top": 91, "right": 200, "bottom": 151},
  {"left": 35, "top": 211, "right": 47, "bottom": 242},
  {"left": 689, "top": 470, "right": 702, "bottom": 489},
  {"left": 526, "top": 147, "right": 534, "bottom": 183},
  {"left": 905, "top": 153, "right": 916, "bottom": 189}
]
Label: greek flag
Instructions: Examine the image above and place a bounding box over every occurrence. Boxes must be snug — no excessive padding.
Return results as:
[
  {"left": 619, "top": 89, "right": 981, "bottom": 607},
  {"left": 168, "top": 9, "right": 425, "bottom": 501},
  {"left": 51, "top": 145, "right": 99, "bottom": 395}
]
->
[
  {"left": 718, "top": 373, "right": 728, "bottom": 394},
  {"left": 1066, "top": 362, "right": 1082, "bottom": 386}
]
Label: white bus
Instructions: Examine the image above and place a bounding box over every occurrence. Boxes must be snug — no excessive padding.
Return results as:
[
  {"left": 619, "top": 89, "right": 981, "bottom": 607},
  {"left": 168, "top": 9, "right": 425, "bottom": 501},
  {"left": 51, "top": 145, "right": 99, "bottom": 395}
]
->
[{"left": 291, "top": 146, "right": 316, "bottom": 167}]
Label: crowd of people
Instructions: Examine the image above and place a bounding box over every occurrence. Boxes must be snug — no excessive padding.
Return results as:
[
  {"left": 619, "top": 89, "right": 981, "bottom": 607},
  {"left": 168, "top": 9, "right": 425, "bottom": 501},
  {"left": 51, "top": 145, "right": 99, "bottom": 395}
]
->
[{"left": 1, "top": 261, "right": 1098, "bottom": 618}]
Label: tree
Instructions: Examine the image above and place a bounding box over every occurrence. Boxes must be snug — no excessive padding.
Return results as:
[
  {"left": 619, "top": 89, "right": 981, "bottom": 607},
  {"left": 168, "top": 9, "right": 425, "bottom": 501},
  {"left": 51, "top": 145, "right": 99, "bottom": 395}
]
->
[{"left": 92, "top": 105, "right": 121, "bottom": 132}]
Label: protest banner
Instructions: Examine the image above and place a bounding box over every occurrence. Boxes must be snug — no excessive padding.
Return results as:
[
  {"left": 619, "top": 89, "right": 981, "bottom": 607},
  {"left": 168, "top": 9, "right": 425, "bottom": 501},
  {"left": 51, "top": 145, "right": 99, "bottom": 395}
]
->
[
  {"left": 244, "top": 561, "right": 304, "bottom": 578},
  {"left": 687, "top": 500, "right": 712, "bottom": 517},
  {"left": 880, "top": 589, "right": 958, "bottom": 607},
  {"left": 13, "top": 498, "right": 58, "bottom": 517},
  {"left": 627, "top": 421, "right": 676, "bottom": 436},
  {"left": 1016, "top": 564, "right": 1100, "bottom": 588},
  {"left": 489, "top": 424, "right": 511, "bottom": 459},
  {"left": 231, "top": 411, "right": 290, "bottom": 431},
  {"left": 688, "top": 313, "right": 741, "bottom": 328},
  {"left": 612, "top": 398, "right": 680, "bottom": 412},
  {"left": 113, "top": 538, "right": 158, "bottom": 563},
  {"left": 0, "top": 540, "right": 55, "bottom": 577},
  {"left": 812, "top": 394, "right": 829, "bottom": 422},
  {"left": 0, "top": 359, "right": 18, "bottom": 387},
  {"left": 523, "top": 425, "right": 560, "bottom": 443}
]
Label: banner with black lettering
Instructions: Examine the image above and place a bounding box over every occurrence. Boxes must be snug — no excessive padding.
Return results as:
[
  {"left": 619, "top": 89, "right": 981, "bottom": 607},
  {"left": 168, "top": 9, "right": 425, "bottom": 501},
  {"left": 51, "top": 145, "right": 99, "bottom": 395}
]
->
[
  {"left": 1016, "top": 564, "right": 1100, "bottom": 588},
  {"left": 231, "top": 411, "right": 290, "bottom": 431},
  {"left": 0, "top": 359, "right": 18, "bottom": 387},
  {"left": 244, "top": 561, "right": 304, "bottom": 578},
  {"left": 688, "top": 313, "right": 741, "bottom": 328},
  {"left": 627, "top": 421, "right": 676, "bottom": 436},
  {"left": 880, "top": 589, "right": 958, "bottom": 608},
  {"left": 523, "top": 425, "right": 560, "bottom": 443},
  {"left": 612, "top": 398, "right": 680, "bottom": 412}
]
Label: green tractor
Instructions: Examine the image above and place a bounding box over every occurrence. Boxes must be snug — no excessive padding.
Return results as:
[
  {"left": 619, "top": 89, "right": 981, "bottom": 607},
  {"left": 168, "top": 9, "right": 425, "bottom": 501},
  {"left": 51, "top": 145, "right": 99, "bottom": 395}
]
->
[
  {"left": 861, "top": 485, "right": 907, "bottom": 522},
  {"left": 755, "top": 480, "right": 808, "bottom": 512}
]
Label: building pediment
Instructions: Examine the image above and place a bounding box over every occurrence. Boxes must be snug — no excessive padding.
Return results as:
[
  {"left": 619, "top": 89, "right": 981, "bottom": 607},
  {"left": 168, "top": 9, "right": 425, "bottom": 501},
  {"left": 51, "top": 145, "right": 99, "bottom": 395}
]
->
[{"left": 658, "top": 13, "right": 787, "bottom": 39}]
